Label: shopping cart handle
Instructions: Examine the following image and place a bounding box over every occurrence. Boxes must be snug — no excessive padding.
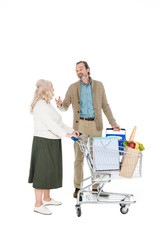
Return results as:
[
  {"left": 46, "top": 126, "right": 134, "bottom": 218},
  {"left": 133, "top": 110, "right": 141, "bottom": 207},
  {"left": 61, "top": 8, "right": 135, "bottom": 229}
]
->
[
  {"left": 106, "top": 128, "right": 126, "bottom": 131},
  {"left": 71, "top": 132, "right": 82, "bottom": 141},
  {"left": 71, "top": 136, "right": 79, "bottom": 141}
]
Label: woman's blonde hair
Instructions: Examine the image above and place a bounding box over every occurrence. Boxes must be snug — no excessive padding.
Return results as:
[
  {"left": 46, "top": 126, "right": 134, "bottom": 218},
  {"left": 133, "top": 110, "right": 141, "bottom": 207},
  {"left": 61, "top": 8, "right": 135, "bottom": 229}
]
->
[{"left": 30, "top": 79, "right": 53, "bottom": 113}]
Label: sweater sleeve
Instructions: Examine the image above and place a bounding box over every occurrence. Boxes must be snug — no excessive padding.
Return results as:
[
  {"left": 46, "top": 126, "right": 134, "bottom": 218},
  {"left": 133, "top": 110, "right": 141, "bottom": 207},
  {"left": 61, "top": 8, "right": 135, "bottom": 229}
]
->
[
  {"left": 101, "top": 83, "right": 117, "bottom": 126},
  {"left": 60, "top": 122, "right": 74, "bottom": 133}
]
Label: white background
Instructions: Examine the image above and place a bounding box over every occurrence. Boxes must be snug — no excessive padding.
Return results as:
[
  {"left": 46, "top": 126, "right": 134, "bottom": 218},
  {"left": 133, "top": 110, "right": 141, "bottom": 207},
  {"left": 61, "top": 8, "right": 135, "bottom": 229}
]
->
[{"left": 0, "top": 0, "right": 160, "bottom": 239}]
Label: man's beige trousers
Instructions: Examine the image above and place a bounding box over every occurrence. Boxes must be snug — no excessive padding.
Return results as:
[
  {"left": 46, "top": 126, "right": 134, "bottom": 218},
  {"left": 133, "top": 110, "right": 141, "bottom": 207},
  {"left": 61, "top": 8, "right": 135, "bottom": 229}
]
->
[{"left": 74, "top": 119, "right": 102, "bottom": 189}]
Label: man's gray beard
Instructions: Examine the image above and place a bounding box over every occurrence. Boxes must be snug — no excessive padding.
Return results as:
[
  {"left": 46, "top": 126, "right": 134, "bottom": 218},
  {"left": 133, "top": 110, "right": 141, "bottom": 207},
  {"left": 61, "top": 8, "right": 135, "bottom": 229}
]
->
[{"left": 79, "top": 75, "right": 86, "bottom": 80}]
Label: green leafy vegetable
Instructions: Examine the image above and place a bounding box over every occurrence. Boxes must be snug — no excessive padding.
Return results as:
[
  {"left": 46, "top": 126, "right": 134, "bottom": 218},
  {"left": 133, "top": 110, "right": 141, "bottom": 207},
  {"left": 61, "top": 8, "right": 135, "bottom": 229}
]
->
[
  {"left": 139, "top": 143, "right": 145, "bottom": 151},
  {"left": 123, "top": 140, "right": 129, "bottom": 147}
]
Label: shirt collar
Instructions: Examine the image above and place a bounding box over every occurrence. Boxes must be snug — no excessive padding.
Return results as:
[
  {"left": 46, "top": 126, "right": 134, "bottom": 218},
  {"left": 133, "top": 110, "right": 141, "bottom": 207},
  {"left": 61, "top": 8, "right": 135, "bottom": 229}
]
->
[{"left": 80, "top": 77, "right": 92, "bottom": 86}]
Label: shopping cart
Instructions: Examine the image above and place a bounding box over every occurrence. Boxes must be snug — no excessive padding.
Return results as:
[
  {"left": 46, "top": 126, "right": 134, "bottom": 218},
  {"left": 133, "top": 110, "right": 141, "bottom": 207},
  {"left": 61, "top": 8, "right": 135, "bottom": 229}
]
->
[{"left": 73, "top": 130, "right": 143, "bottom": 217}]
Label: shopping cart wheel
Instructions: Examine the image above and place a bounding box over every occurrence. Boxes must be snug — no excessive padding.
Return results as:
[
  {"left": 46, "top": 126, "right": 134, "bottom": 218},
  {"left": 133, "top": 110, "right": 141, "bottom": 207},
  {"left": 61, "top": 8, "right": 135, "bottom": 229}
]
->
[
  {"left": 120, "top": 206, "right": 129, "bottom": 214},
  {"left": 119, "top": 199, "right": 125, "bottom": 207},
  {"left": 76, "top": 205, "right": 82, "bottom": 217}
]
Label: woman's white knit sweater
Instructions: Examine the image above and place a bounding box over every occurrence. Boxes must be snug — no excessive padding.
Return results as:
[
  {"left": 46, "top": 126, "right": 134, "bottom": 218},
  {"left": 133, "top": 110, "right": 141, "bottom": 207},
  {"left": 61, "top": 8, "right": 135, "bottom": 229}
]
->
[{"left": 33, "top": 100, "right": 74, "bottom": 139}]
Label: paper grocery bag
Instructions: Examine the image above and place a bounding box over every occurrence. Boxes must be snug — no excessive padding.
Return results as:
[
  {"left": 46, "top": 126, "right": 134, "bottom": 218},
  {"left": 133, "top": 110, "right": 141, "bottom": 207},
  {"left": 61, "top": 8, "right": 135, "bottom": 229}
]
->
[{"left": 119, "top": 146, "right": 141, "bottom": 178}]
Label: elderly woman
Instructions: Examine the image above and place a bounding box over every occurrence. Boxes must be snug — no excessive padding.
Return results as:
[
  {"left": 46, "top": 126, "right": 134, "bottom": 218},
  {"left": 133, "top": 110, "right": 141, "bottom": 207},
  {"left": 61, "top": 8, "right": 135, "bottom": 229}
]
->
[{"left": 28, "top": 80, "right": 79, "bottom": 215}]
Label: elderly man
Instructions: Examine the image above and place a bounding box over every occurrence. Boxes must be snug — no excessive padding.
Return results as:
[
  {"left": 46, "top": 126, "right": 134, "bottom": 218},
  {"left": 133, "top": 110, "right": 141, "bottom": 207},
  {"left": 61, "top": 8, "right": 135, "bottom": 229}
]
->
[{"left": 56, "top": 61, "right": 120, "bottom": 198}]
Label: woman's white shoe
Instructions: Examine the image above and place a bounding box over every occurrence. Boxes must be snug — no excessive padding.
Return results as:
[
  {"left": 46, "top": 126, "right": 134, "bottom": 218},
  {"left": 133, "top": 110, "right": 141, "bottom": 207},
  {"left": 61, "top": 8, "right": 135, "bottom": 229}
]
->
[
  {"left": 34, "top": 205, "right": 52, "bottom": 215},
  {"left": 43, "top": 198, "right": 62, "bottom": 206}
]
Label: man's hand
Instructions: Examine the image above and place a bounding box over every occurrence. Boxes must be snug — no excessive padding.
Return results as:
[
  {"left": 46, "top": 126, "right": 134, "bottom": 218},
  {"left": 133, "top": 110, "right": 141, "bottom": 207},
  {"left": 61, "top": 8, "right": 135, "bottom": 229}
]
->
[
  {"left": 55, "top": 96, "right": 62, "bottom": 107},
  {"left": 112, "top": 125, "right": 121, "bottom": 131}
]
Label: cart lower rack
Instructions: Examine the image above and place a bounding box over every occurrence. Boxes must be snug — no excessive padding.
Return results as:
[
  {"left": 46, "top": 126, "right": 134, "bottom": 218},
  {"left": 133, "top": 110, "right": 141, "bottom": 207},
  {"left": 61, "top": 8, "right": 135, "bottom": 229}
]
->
[{"left": 75, "top": 136, "right": 142, "bottom": 217}]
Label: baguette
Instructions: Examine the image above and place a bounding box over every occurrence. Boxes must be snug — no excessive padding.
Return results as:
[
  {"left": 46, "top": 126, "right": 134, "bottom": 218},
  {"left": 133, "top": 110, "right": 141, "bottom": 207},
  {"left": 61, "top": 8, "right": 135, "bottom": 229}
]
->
[{"left": 129, "top": 126, "right": 137, "bottom": 141}]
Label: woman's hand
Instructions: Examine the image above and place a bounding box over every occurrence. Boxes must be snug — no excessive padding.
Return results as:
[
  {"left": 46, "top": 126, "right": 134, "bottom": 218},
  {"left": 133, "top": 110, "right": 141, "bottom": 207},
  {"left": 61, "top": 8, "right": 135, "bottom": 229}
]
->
[
  {"left": 72, "top": 131, "right": 79, "bottom": 137},
  {"left": 66, "top": 131, "right": 80, "bottom": 138}
]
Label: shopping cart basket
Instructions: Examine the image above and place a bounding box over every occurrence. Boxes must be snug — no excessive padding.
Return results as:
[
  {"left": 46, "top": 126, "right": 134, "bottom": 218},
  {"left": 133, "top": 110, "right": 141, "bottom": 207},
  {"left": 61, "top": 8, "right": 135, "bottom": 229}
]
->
[{"left": 73, "top": 133, "right": 143, "bottom": 217}]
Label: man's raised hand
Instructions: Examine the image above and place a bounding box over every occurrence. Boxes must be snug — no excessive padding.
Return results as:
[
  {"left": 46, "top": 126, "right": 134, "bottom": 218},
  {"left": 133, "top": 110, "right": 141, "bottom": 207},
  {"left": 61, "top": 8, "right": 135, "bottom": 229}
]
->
[{"left": 55, "top": 96, "right": 62, "bottom": 107}]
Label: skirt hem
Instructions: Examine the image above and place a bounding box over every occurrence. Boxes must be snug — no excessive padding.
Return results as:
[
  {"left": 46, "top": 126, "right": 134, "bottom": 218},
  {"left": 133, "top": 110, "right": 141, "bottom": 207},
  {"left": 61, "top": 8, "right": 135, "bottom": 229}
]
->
[{"left": 28, "top": 182, "right": 62, "bottom": 190}]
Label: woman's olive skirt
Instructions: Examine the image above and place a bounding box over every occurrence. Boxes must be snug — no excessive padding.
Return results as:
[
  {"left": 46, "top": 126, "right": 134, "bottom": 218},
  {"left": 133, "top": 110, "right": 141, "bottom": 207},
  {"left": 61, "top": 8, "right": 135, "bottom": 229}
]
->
[{"left": 28, "top": 137, "right": 62, "bottom": 189}]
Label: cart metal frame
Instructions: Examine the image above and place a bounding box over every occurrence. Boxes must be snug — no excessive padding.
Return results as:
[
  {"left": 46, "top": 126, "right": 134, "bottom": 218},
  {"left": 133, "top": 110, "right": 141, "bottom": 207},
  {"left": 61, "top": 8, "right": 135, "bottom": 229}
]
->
[{"left": 75, "top": 136, "right": 142, "bottom": 217}]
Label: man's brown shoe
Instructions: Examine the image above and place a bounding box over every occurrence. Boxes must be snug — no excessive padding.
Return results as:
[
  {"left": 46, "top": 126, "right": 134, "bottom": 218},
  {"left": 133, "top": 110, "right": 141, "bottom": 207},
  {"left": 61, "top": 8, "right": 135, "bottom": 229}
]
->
[{"left": 73, "top": 188, "right": 80, "bottom": 198}]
